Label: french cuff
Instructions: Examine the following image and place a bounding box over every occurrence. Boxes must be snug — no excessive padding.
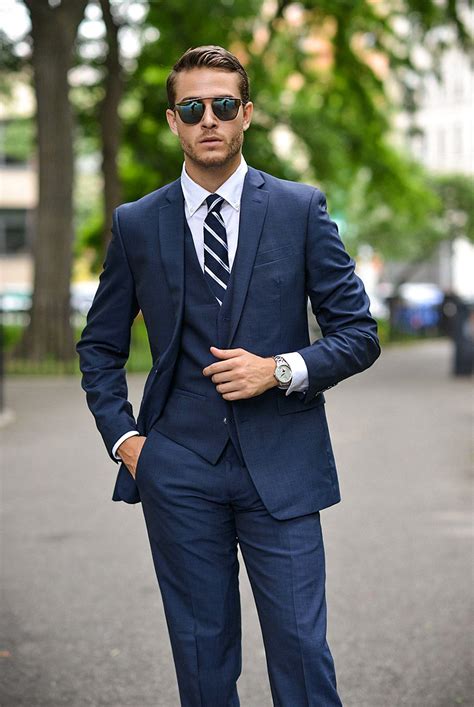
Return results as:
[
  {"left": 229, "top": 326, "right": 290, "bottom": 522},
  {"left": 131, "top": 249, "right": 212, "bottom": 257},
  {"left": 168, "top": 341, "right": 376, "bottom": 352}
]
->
[
  {"left": 112, "top": 430, "right": 140, "bottom": 461},
  {"left": 278, "top": 351, "right": 309, "bottom": 396}
]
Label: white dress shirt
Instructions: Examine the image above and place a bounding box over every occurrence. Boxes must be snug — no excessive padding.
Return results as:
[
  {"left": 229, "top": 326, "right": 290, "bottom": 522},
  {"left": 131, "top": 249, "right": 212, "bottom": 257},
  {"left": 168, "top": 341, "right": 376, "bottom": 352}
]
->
[{"left": 112, "top": 156, "right": 309, "bottom": 460}]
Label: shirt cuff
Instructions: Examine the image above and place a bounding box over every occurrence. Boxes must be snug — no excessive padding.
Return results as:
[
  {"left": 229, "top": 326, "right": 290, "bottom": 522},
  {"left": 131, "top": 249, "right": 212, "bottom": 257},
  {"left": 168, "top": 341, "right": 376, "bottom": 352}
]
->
[
  {"left": 279, "top": 352, "right": 309, "bottom": 396},
  {"left": 112, "top": 430, "right": 140, "bottom": 461}
]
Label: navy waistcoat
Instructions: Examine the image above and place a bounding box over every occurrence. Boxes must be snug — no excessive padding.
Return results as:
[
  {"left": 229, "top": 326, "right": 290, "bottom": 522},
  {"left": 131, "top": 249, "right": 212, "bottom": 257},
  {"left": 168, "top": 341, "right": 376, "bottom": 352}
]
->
[{"left": 153, "top": 219, "right": 245, "bottom": 464}]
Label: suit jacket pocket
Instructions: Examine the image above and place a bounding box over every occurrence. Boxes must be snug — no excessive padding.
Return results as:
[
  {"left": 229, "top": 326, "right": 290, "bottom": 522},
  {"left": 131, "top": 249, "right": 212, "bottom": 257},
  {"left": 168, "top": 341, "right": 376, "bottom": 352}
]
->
[
  {"left": 254, "top": 244, "right": 295, "bottom": 267},
  {"left": 173, "top": 388, "right": 207, "bottom": 401},
  {"left": 277, "top": 391, "right": 325, "bottom": 415},
  {"left": 135, "top": 429, "right": 155, "bottom": 482}
]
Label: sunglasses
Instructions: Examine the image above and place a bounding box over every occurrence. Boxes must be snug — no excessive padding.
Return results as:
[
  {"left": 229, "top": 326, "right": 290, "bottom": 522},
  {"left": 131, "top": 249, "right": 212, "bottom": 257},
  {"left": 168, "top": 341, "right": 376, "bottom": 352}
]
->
[{"left": 173, "top": 96, "right": 243, "bottom": 125}]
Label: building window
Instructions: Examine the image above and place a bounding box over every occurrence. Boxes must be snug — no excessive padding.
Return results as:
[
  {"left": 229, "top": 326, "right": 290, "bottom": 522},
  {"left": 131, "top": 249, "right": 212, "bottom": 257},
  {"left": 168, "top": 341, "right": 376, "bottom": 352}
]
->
[{"left": 0, "top": 210, "right": 29, "bottom": 255}]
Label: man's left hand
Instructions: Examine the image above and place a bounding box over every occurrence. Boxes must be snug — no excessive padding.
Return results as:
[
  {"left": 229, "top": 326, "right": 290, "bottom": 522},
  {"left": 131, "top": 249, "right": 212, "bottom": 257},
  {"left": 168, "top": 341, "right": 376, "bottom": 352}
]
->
[{"left": 203, "top": 346, "right": 278, "bottom": 400}]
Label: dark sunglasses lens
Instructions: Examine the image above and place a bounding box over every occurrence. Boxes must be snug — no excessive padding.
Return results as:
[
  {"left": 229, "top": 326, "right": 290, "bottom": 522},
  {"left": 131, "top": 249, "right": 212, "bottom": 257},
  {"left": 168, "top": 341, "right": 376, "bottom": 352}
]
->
[
  {"left": 176, "top": 100, "right": 205, "bottom": 124},
  {"left": 212, "top": 98, "right": 240, "bottom": 121}
]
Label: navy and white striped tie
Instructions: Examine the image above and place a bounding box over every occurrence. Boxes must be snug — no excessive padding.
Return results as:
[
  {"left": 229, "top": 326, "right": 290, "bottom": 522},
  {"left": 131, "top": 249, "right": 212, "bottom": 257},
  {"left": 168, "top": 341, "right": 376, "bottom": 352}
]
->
[{"left": 203, "top": 194, "right": 230, "bottom": 305}]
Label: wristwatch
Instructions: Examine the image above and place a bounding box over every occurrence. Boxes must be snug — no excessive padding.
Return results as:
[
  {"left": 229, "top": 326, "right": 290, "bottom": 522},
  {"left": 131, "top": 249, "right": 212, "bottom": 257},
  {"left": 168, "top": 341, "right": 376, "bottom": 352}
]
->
[{"left": 273, "top": 355, "right": 292, "bottom": 390}]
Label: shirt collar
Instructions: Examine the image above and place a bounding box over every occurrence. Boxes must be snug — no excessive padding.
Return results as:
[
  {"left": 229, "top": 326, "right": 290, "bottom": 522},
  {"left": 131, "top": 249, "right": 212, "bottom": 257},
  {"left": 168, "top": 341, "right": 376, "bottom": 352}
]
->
[{"left": 180, "top": 155, "right": 248, "bottom": 216}]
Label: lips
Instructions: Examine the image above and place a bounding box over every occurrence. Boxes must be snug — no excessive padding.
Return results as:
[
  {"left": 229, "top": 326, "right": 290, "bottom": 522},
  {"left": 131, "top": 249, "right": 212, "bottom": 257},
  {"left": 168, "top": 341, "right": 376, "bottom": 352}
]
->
[{"left": 200, "top": 137, "right": 222, "bottom": 144}]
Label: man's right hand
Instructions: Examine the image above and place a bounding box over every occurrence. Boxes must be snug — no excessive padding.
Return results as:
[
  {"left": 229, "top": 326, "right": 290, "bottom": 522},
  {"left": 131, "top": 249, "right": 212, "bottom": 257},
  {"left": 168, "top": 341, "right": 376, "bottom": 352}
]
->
[{"left": 117, "top": 435, "right": 147, "bottom": 479}]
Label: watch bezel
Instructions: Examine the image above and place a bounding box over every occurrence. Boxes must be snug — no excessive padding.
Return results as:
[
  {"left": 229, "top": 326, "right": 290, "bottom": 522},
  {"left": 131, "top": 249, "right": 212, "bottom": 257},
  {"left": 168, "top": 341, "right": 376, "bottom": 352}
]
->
[{"left": 275, "top": 364, "right": 292, "bottom": 384}]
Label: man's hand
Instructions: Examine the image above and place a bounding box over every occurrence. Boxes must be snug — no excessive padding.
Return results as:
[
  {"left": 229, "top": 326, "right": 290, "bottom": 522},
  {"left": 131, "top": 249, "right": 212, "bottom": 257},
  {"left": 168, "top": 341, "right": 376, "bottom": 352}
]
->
[
  {"left": 202, "top": 346, "right": 278, "bottom": 400},
  {"left": 117, "top": 435, "right": 147, "bottom": 479}
]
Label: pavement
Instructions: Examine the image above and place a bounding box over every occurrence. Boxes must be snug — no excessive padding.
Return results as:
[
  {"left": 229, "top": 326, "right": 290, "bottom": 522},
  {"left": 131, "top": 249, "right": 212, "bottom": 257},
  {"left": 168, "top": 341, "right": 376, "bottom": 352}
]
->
[{"left": 1, "top": 339, "right": 472, "bottom": 707}]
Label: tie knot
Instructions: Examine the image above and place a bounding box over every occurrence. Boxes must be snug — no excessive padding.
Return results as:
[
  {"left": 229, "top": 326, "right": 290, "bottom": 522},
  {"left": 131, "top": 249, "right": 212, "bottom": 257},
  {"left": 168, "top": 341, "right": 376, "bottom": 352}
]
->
[{"left": 206, "top": 194, "right": 224, "bottom": 213}]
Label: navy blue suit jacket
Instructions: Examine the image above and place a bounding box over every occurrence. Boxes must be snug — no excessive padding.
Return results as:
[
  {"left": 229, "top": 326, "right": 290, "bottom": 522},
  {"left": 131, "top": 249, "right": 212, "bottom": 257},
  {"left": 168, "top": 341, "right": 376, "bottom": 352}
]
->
[{"left": 76, "top": 166, "right": 380, "bottom": 519}]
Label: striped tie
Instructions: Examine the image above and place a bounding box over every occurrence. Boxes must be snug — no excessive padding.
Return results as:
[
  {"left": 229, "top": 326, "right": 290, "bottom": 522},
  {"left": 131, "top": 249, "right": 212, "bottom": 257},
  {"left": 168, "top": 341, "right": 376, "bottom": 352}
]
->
[{"left": 203, "top": 194, "right": 230, "bottom": 305}]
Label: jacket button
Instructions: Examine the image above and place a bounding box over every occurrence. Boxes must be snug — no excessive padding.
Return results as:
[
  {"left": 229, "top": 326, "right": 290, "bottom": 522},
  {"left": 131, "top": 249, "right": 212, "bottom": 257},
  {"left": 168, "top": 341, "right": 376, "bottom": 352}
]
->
[{"left": 223, "top": 417, "right": 227, "bottom": 424}]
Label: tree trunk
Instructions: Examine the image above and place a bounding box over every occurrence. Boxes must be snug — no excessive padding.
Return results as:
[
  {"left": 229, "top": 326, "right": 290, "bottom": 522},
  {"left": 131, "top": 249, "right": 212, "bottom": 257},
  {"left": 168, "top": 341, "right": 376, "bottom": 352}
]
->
[
  {"left": 14, "top": 0, "right": 88, "bottom": 366},
  {"left": 99, "top": 0, "right": 123, "bottom": 259}
]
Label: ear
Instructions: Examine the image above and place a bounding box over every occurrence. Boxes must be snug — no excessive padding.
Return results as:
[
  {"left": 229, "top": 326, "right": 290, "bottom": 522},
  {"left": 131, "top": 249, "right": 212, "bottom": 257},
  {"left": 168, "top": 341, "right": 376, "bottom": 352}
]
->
[
  {"left": 242, "top": 101, "right": 253, "bottom": 131},
  {"left": 166, "top": 108, "right": 179, "bottom": 136}
]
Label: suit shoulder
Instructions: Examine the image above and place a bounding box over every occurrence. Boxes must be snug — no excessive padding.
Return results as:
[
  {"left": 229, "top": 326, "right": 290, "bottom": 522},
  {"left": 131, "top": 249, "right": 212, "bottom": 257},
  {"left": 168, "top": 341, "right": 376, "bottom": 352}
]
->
[
  {"left": 116, "top": 179, "right": 180, "bottom": 220},
  {"left": 253, "top": 168, "right": 325, "bottom": 204}
]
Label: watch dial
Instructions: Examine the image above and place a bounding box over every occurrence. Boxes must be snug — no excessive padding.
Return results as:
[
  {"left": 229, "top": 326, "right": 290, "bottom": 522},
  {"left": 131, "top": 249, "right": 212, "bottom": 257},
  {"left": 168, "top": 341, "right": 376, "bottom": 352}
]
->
[{"left": 278, "top": 365, "right": 292, "bottom": 383}]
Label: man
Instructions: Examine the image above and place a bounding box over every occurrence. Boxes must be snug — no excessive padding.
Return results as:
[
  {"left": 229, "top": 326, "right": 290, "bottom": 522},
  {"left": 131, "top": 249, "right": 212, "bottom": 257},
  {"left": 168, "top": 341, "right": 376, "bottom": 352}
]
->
[{"left": 77, "top": 45, "right": 380, "bottom": 706}]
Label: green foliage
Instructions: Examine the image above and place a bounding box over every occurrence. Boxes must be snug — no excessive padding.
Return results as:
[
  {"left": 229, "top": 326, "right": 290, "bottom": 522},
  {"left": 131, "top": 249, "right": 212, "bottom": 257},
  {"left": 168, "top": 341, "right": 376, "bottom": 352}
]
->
[
  {"left": 74, "top": 206, "right": 104, "bottom": 271},
  {"left": 0, "top": 29, "right": 26, "bottom": 98},
  {"left": 341, "top": 171, "right": 474, "bottom": 266},
  {"left": 4, "top": 318, "right": 152, "bottom": 374},
  {"left": 431, "top": 174, "right": 474, "bottom": 243},
  {"left": 1, "top": 117, "right": 34, "bottom": 163},
  {"left": 17, "top": 0, "right": 467, "bottom": 268},
  {"left": 107, "top": 0, "right": 470, "bottom": 267}
]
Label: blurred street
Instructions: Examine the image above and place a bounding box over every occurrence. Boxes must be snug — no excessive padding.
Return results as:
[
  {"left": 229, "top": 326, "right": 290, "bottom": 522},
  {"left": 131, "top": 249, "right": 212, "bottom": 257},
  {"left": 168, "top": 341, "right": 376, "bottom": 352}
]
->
[{"left": 1, "top": 339, "right": 472, "bottom": 707}]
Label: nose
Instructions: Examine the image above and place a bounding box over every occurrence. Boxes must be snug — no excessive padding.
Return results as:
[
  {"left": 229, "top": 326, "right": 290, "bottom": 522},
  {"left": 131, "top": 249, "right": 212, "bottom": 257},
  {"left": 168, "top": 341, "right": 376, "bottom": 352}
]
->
[{"left": 201, "top": 101, "right": 218, "bottom": 128}]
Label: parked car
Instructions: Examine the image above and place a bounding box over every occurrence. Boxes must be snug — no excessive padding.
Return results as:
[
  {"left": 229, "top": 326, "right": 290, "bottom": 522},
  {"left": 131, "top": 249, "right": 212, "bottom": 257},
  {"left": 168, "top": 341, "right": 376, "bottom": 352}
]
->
[
  {"left": 0, "top": 281, "right": 99, "bottom": 324},
  {"left": 70, "top": 281, "right": 99, "bottom": 316},
  {"left": 0, "top": 285, "right": 32, "bottom": 314},
  {"left": 380, "top": 282, "right": 444, "bottom": 336}
]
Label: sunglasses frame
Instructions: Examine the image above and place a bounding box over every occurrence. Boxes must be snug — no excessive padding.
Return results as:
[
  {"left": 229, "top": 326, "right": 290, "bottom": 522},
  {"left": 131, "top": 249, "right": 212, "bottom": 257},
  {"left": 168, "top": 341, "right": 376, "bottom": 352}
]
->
[{"left": 173, "top": 96, "right": 244, "bottom": 124}]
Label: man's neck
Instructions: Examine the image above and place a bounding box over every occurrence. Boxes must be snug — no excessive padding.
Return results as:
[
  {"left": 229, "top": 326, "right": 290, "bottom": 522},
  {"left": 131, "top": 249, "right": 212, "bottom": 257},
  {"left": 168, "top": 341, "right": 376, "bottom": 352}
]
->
[{"left": 184, "top": 154, "right": 242, "bottom": 193}]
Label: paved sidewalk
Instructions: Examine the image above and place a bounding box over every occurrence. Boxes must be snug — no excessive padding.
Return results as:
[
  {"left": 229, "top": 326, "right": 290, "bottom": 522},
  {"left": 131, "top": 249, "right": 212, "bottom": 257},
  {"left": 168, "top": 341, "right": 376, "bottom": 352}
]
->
[{"left": 1, "top": 340, "right": 472, "bottom": 706}]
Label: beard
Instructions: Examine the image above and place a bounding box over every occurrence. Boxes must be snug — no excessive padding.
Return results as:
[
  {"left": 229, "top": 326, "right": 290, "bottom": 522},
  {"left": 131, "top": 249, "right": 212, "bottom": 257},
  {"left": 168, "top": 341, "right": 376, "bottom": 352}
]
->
[{"left": 179, "top": 130, "right": 243, "bottom": 169}]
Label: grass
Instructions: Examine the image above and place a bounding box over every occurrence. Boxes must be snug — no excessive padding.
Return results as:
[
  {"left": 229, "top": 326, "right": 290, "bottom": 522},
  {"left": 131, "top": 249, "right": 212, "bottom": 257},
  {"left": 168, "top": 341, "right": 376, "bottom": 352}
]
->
[{"left": 3, "top": 316, "right": 152, "bottom": 375}]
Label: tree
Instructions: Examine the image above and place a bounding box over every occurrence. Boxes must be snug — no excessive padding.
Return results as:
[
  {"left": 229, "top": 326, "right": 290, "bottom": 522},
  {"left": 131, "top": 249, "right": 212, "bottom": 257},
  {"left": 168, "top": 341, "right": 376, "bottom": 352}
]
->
[
  {"left": 14, "top": 0, "right": 88, "bottom": 365},
  {"left": 344, "top": 171, "right": 473, "bottom": 265},
  {"left": 97, "top": 0, "right": 124, "bottom": 258},
  {"left": 113, "top": 0, "right": 470, "bottom": 261},
  {"left": 72, "top": 0, "right": 144, "bottom": 269}
]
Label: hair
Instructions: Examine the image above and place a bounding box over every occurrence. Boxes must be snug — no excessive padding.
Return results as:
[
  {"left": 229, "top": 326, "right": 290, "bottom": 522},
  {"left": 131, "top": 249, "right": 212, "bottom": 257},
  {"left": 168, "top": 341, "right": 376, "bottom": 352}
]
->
[{"left": 166, "top": 45, "right": 250, "bottom": 108}]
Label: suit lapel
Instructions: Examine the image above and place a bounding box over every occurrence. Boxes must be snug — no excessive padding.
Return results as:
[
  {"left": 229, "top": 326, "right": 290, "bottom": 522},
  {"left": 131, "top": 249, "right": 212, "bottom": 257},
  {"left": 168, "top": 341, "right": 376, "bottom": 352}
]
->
[
  {"left": 157, "top": 167, "right": 269, "bottom": 348},
  {"left": 226, "top": 167, "right": 269, "bottom": 347},
  {"left": 158, "top": 179, "right": 185, "bottom": 318}
]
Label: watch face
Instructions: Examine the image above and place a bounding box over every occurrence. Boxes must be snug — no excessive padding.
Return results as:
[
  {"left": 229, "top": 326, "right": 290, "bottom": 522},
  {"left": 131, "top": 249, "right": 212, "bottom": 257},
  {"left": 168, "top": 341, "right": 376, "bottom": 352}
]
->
[{"left": 276, "top": 365, "right": 292, "bottom": 383}]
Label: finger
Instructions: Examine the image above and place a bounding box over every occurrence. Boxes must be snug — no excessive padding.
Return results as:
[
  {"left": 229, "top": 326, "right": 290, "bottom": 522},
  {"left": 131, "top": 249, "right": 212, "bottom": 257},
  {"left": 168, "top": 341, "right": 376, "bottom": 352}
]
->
[
  {"left": 203, "top": 359, "right": 236, "bottom": 376},
  {"left": 210, "top": 346, "right": 245, "bottom": 359},
  {"left": 210, "top": 371, "right": 236, "bottom": 384},
  {"left": 222, "top": 389, "right": 250, "bottom": 400},
  {"left": 216, "top": 381, "right": 242, "bottom": 394}
]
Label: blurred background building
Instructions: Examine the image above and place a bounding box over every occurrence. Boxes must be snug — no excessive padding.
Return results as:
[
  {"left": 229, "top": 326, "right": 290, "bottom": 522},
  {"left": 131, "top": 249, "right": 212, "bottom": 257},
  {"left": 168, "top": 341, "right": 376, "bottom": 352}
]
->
[
  {"left": 0, "top": 80, "right": 36, "bottom": 290},
  {"left": 394, "top": 38, "right": 474, "bottom": 300}
]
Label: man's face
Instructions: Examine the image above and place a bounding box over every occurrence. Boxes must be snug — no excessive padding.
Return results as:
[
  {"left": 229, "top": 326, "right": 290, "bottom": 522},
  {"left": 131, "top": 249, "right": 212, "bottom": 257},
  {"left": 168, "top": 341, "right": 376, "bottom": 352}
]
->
[{"left": 166, "top": 68, "right": 253, "bottom": 169}]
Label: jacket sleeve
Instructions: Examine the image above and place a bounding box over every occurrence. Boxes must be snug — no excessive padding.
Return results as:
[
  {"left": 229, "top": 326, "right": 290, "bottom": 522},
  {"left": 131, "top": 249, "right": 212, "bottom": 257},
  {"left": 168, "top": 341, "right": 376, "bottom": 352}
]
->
[
  {"left": 76, "top": 207, "right": 141, "bottom": 461},
  {"left": 297, "top": 189, "right": 381, "bottom": 404}
]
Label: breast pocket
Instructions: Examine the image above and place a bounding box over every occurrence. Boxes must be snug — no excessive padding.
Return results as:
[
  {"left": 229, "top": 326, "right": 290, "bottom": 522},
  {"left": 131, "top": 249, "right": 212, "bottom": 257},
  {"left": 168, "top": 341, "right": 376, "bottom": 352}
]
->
[
  {"left": 253, "top": 244, "right": 295, "bottom": 267},
  {"left": 240, "top": 259, "right": 281, "bottom": 353},
  {"left": 246, "top": 256, "right": 281, "bottom": 307}
]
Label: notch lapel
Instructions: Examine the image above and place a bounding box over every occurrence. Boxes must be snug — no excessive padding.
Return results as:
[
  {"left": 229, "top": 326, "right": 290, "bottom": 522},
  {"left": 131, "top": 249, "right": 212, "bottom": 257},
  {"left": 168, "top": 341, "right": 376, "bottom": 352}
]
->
[
  {"left": 226, "top": 167, "right": 269, "bottom": 347},
  {"left": 158, "top": 179, "right": 185, "bottom": 319}
]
